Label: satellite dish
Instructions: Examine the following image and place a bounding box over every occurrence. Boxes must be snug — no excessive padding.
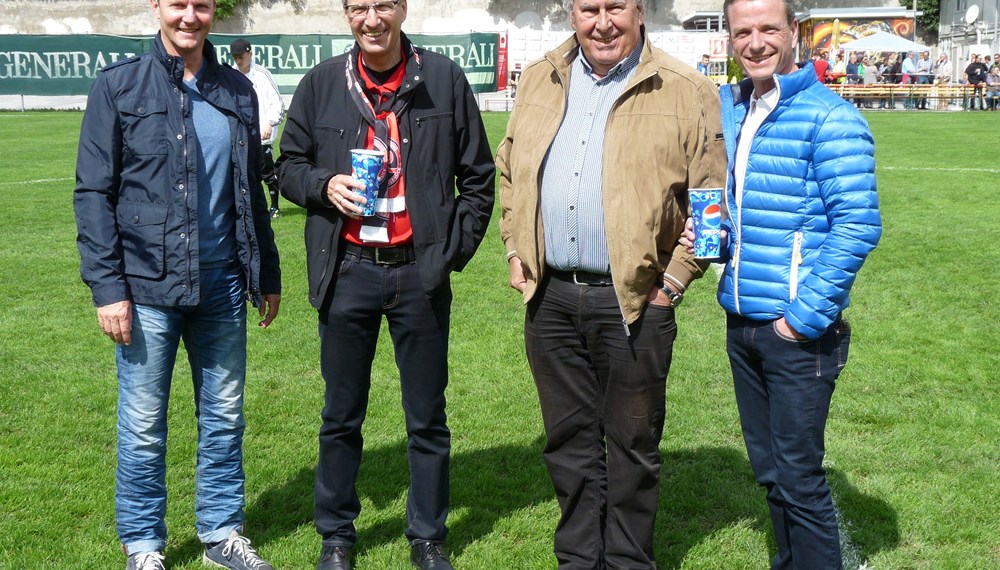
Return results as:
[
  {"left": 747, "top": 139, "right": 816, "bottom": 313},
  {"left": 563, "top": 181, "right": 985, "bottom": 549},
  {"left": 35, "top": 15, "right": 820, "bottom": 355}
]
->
[{"left": 965, "top": 5, "right": 980, "bottom": 25}]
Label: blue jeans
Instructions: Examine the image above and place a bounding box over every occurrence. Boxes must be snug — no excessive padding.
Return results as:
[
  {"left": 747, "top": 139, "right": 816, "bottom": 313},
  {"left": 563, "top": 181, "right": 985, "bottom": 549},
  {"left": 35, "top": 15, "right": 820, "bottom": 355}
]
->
[
  {"left": 115, "top": 265, "right": 248, "bottom": 554},
  {"left": 524, "top": 273, "right": 676, "bottom": 569},
  {"left": 726, "top": 313, "right": 850, "bottom": 570},
  {"left": 315, "top": 248, "right": 451, "bottom": 547}
]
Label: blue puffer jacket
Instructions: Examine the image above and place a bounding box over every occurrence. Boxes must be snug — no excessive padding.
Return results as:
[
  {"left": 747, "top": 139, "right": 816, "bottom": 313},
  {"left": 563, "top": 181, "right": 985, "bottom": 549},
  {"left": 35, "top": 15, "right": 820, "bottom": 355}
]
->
[
  {"left": 717, "top": 64, "right": 881, "bottom": 339},
  {"left": 75, "top": 34, "right": 280, "bottom": 308}
]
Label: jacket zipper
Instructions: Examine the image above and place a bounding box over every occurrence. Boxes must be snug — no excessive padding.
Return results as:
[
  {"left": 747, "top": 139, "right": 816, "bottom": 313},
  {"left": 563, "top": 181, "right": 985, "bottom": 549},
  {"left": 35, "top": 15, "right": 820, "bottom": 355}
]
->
[
  {"left": 789, "top": 231, "right": 803, "bottom": 301},
  {"left": 732, "top": 124, "right": 744, "bottom": 315},
  {"left": 607, "top": 67, "right": 656, "bottom": 338},
  {"left": 179, "top": 87, "right": 193, "bottom": 296}
]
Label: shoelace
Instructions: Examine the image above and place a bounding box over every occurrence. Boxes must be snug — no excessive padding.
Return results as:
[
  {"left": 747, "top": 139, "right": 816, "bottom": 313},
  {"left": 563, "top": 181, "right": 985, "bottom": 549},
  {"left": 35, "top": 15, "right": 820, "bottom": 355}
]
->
[
  {"left": 423, "top": 543, "right": 445, "bottom": 560},
  {"left": 133, "top": 552, "right": 165, "bottom": 570},
  {"left": 222, "top": 534, "right": 269, "bottom": 569}
]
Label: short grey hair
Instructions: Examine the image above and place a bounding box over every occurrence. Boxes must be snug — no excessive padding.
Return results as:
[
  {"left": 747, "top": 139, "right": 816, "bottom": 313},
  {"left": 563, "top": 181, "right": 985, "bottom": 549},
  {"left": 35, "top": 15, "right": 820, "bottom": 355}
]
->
[{"left": 564, "top": 0, "right": 645, "bottom": 13}]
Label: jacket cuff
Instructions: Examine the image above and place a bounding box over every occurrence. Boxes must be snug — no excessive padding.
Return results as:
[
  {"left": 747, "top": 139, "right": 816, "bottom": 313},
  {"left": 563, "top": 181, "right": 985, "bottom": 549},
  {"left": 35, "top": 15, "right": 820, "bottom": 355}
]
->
[{"left": 91, "top": 283, "right": 129, "bottom": 308}]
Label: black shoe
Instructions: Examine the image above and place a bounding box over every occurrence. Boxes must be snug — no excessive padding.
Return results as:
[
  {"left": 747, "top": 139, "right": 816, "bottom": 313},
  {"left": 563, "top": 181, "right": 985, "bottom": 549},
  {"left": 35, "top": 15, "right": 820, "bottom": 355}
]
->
[
  {"left": 410, "top": 541, "right": 453, "bottom": 570},
  {"left": 317, "top": 545, "right": 352, "bottom": 570}
]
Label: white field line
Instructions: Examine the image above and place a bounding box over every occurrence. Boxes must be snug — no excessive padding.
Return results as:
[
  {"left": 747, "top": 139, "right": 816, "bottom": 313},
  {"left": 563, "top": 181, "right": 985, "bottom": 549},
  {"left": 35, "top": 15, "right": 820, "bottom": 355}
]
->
[
  {"left": 881, "top": 166, "right": 1000, "bottom": 174},
  {"left": 0, "top": 177, "right": 74, "bottom": 187}
]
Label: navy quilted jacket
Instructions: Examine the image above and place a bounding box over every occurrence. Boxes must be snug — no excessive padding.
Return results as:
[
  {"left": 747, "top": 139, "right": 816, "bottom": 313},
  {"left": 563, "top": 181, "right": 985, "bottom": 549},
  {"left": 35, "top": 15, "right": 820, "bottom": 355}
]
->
[{"left": 717, "top": 64, "right": 882, "bottom": 339}]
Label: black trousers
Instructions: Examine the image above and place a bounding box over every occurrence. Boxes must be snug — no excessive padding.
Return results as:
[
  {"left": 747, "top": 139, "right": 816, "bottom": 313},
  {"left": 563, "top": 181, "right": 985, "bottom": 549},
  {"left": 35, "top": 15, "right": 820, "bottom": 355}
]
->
[
  {"left": 525, "top": 274, "right": 676, "bottom": 569},
  {"left": 315, "top": 248, "right": 452, "bottom": 547},
  {"left": 261, "top": 144, "right": 279, "bottom": 208}
]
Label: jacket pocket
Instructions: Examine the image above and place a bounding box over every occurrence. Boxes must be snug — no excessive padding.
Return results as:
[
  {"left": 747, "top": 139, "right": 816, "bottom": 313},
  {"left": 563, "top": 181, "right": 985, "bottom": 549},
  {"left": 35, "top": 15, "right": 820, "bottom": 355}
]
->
[
  {"left": 117, "top": 202, "right": 168, "bottom": 279},
  {"left": 789, "top": 231, "right": 803, "bottom": 301},
  {"left": 117, "top": 97, "right": 169, "bottom": 156}
]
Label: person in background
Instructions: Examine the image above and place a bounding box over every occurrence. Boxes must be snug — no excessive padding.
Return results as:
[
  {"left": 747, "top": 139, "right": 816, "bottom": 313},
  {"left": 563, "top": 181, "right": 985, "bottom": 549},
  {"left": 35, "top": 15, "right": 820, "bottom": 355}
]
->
[
  {"left": 862, "top": 55, "right": 879, "bottom": 108},
  {"left": 935, "top": 52, "right": 953, "bottom": 110},
  {"left": 231, "top": 38, "right": 286, "bottom": 219},
  {"left": 812, "top": 49, "right": 830, "bottom": 83},
  {"left": 831, "top": 51, "right": 846, "bottom": 84},
  {"left": 496, "top": 0, "right": 726, "bottom": 566},
  {"left": 985, "top": 65, "right": 1000, "bottom": 110},
  {"left": 74, "top": 1, "right": 281, "bottom": 569},
  {"left": 275, "top": 0, "right": 495, "bottom": 568},
  {"left": 698, "top": 53, "right": 711, "bottom": 76},
  {"left": 914, "top": 50, "right": 933, "bottom": 110},
  {"left": 683, "top": 0, "right": 881, "bottom": 566},
  {"left": 965, "top": 54, "right": 989, "bottom": 110}
]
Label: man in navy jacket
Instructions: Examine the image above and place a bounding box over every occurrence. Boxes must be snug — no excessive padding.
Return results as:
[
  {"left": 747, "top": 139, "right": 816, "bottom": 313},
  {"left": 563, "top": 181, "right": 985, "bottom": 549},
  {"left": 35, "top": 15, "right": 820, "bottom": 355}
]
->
[
  {"left": 685, "top": 0, "right": 880, "bottom": 567},
  {"left": 74, "top": 1, "right": 280, "bottom": 568}
]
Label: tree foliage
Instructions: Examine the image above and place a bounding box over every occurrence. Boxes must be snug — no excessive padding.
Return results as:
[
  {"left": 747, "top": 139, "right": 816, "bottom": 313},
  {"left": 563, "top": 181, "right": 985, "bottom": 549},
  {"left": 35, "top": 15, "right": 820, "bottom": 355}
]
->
[
  {"left": 215, "top": 0, "right": 242, "bottom": 20},
  {"left": 900, "top": 0, "right": 939, "bottom": 43}
]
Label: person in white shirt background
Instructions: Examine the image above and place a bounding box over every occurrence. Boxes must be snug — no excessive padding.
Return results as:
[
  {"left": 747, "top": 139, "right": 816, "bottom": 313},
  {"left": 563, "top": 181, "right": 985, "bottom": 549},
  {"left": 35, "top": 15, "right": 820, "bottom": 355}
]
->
[{"left": 231, "top": 38, "right": 286, "bottom": 218}]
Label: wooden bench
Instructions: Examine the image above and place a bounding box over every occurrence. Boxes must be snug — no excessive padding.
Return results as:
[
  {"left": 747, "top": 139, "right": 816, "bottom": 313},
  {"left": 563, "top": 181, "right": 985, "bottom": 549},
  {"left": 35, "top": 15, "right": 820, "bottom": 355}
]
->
[{"left": 826, "top": 84, "right": 985, "bottom": 110}]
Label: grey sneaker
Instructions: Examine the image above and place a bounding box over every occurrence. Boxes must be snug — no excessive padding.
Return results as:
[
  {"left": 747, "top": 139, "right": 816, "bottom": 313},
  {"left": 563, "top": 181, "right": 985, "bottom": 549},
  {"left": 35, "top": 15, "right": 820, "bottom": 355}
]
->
[
  {"left": 126, "top": 551, "right": 165, "bottom": 570},
  {"left": 203, "top": 530, "right": 273, "bottom": 570}
]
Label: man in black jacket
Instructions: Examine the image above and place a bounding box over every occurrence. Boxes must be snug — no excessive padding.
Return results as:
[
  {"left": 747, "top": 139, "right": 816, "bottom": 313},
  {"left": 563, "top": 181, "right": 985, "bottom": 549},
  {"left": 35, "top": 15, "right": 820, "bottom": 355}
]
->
[
  {"left": 276, "top": 1, "right": 495, "bottom": 568},
  {"left": 964, "top": 54, "right": 990, "bottom": 110},
  {"left": 74, "top": 1, "right": 280, "bottom": 569}
]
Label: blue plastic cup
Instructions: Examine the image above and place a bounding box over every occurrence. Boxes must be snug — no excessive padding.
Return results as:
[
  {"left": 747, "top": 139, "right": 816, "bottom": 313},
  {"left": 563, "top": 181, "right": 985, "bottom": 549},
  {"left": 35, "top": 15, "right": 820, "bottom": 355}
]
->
[
  {"left": 350, "top": 149, "right": 384, "bottom": 217},
  {"left": 689, "top": 188, "right": 724, "bottom": 260}
]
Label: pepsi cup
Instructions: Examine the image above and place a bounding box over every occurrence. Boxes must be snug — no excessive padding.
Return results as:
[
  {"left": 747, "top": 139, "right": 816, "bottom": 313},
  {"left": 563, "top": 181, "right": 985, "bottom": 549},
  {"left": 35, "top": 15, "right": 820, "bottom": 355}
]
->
[
  {"left": 688, "top": 188, "right": 724, "bottom": 260},
  {"left": 350, "top": 149, "right": 383, "bottom": 217}
]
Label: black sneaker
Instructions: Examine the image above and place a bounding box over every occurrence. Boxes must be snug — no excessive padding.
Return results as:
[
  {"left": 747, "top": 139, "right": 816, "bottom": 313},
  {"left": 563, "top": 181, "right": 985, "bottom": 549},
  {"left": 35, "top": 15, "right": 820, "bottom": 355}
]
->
[
  {"left": 410, "top": 541, "right": 453, "bottom": 570},
  {"left": 203, "top": 530, "right": 273, "bottom": 570},
  {"left": 125, "top": 551, "right": 165, "bottom": 570}
]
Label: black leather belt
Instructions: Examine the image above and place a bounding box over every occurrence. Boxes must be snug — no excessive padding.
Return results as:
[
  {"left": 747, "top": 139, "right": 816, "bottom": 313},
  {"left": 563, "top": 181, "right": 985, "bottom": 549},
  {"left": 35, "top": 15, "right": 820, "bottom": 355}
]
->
[
  {"left": 549, "top": 268, "right": 614, "bottom": 286},
  {"left": 342, "top": 242, "right": 416, "bottom": 266}
]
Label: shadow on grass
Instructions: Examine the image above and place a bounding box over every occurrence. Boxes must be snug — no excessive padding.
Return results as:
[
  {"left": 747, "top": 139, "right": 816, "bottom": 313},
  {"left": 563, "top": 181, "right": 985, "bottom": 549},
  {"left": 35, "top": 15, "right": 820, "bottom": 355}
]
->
[
  {"left": 201, "top": 437, "right": 554, "bottom": 561},
  {"left": 654, "top": 449, "right": 899, "bottom": 568},
  {"left": 829, "top": 467, "right": 900, "bottom": 563},
  {"left": 165, "top": 442, "right": 898, "bottom": 567},
  {"left": 655, "top": 445, "right": 767, "bottom": 566}
]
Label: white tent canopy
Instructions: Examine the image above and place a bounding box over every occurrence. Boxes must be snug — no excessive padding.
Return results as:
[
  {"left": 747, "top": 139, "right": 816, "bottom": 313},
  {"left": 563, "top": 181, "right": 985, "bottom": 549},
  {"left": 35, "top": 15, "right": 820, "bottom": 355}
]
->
[{"left": 839, "top": 31, "right": 930, "bottom": 53}]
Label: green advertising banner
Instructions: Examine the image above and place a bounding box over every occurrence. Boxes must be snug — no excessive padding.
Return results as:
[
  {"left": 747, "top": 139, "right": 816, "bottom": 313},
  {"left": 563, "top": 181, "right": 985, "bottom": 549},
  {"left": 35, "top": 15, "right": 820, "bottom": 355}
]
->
[{"left": 0, "top": 33, "right": 499, "bottom": 96}]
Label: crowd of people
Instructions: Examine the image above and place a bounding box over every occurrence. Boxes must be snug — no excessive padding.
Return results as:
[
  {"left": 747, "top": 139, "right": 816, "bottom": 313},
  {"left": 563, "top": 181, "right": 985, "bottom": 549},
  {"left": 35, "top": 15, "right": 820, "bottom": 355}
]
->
[{"left": 805, "top": 48, "right": 1000, "bottom": 110}]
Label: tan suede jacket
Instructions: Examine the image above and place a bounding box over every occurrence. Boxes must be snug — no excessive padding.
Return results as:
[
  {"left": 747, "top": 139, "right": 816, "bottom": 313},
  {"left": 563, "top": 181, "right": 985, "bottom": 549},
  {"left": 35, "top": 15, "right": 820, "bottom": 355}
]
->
[{"left": 497, "top": 33, "right": 726, "bottom": 325}]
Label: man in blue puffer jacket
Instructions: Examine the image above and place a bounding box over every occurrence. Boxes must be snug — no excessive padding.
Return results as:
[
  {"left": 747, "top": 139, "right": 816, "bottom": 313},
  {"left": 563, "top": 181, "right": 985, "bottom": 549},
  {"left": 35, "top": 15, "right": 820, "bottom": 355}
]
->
[{"left": 684, "top": 0, "right": 881, "bottom": 567}]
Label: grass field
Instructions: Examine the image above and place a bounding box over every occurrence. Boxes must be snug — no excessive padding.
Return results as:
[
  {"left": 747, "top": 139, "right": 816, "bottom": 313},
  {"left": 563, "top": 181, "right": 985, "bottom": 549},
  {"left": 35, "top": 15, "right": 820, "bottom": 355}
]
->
[{"left": 0, "top": 110, "right": 998, "bottom": 569}]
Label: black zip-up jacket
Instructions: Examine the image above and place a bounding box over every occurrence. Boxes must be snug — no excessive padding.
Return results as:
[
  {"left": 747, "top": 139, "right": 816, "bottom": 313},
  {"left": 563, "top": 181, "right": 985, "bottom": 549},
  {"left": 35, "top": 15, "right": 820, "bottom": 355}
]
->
[
  {"left": 276, "top": 35, "right": 495, "bottom": 308},
  {"left": 75, "top": 34, "right": 280, "bottom": 308}
]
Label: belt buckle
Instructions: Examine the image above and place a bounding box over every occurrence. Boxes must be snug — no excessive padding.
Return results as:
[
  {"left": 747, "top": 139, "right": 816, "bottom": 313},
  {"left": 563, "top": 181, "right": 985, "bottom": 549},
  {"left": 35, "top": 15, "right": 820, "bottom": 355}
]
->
[
  {"left": 571, "top": 271, "right": 585, "bottom": 286},
  {"left": 373, "top": 247, "right": 401, "bottom": 265}
]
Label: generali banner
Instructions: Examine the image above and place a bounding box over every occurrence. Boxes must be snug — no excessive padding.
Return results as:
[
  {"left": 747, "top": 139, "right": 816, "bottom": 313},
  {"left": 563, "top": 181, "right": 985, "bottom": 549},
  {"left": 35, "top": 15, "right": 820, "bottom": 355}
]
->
[{"left": 0, "top": 32, "right": 500, "bottom": 96}]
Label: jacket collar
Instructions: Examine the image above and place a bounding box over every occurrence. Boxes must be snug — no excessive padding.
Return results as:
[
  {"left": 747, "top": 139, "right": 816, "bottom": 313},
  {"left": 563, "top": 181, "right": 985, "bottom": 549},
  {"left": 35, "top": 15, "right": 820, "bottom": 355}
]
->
[
  {"left": 152, "top": 33, "right": 221, "bottom": 86},
  {"left": 727, "top": 62, "right": 818, "bottom": 108},
  {"left": 546, "top": 26, "right": 657, "bottom": 89}
]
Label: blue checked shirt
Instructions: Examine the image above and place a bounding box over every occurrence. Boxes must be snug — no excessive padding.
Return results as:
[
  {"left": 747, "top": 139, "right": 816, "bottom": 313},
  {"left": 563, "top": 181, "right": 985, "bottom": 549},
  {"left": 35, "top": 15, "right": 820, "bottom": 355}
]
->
[{"left": 540, "top": 40, "right": 642, "bottom": 275}]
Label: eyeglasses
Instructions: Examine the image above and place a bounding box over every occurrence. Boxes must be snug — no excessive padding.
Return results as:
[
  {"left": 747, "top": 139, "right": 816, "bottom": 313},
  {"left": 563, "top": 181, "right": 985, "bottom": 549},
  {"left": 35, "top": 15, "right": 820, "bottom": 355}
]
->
[{"left": 345, "top": 0, "right": 400, "bottom": 19}]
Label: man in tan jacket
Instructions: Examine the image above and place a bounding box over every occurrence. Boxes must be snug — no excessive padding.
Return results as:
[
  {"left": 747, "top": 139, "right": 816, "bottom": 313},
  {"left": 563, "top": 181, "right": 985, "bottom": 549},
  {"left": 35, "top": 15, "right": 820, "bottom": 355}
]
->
[{"left": 495, "top": 0, "right": 725, "bottom": 567}]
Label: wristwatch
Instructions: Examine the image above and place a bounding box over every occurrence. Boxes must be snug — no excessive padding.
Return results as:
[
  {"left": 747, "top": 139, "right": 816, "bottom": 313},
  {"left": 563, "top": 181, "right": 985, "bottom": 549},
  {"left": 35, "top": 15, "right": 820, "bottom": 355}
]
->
[{"left": 659, "top": 280, "right": 683, "bottom": 307}]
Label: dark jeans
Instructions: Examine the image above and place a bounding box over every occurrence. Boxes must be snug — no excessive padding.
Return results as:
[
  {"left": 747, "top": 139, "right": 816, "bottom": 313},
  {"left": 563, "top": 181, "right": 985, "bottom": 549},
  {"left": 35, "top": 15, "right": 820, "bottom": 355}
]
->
[
  {"left": 970, "top": 84, "right": 985, "bottom": 110},
  {"left": 525, "top": 273, "right": 677, "bottom": 569},
  {"left": 315, "top": 247, "right": 452, "bottom": 547},
  {"left": 726, "top": 313, "right": 850, "bottom": 570}
]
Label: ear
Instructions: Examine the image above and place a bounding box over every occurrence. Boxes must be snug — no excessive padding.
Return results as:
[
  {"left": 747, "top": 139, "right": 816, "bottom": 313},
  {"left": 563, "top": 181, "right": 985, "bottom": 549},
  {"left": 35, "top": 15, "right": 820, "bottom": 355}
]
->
[{"left": 150, "top": 0, "right": 160, "bottom": 17}]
